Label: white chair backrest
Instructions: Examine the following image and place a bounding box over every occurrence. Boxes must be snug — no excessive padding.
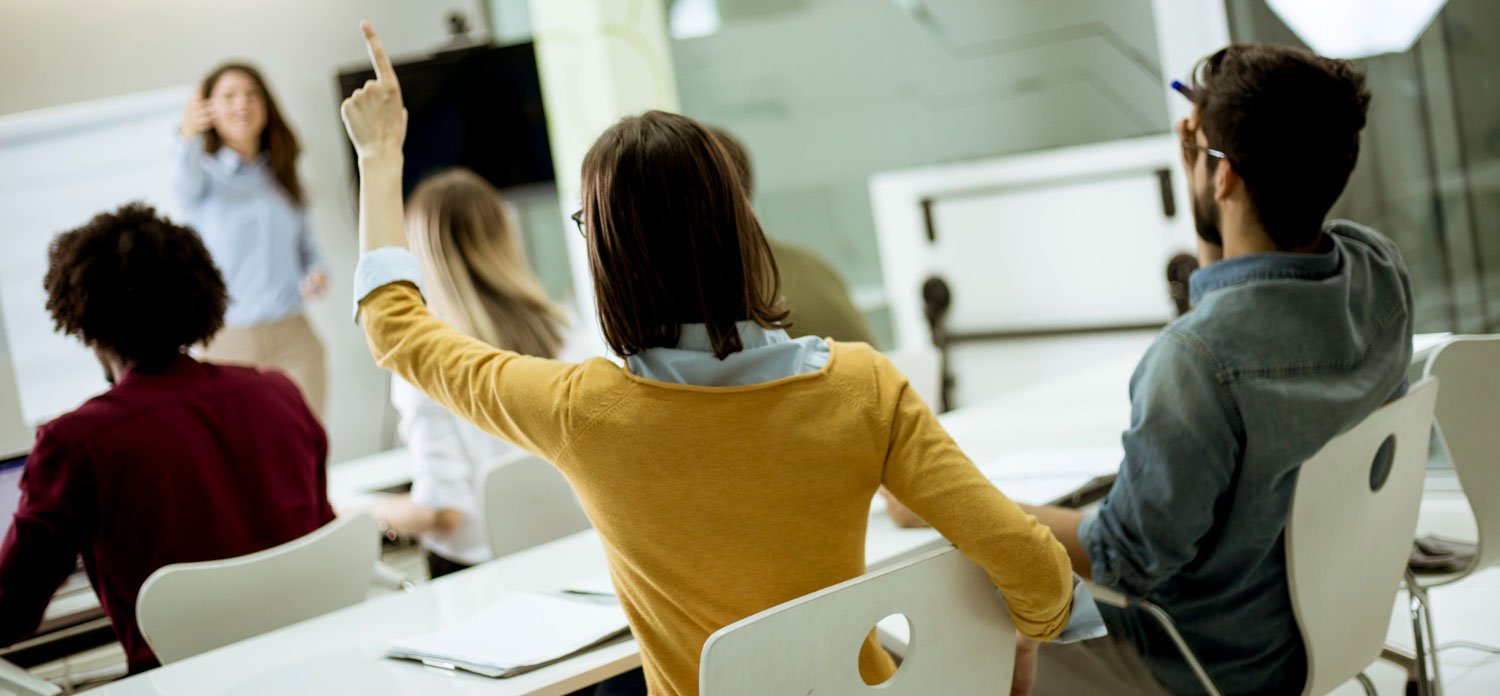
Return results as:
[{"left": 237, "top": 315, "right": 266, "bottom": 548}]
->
[
  {"left": 700, "top": 546, "right": 1016, "bottom": 695},
  {"left": 883, "top": 347, "right": 942, "bottom": 410},
  {"left": 482, "top": 454, "right": 592, "bottom": 559},
  {"left": 0, "top": 658, "right": 59, "bottom": 696},
  {"left": 136, "top": 513, "right": 379, "bottom": 664},
  {"left": 1424, "top": 335, "right": 1500, "bottom": 572},
  {"left": 1286, "top": 378, "right": 1439, "bottom": 696}
]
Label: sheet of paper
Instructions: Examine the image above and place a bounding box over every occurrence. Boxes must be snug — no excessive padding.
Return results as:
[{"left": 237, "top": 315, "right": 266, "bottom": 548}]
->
[
  {"left": 978, "top": 447, "right": 1121, "bottom": 505},
  {"left": 986, "top": 474, "right": 1099, "bottom": 506},
  {"left": 388, "top": 591, "right": 629, "bottom": 677}
]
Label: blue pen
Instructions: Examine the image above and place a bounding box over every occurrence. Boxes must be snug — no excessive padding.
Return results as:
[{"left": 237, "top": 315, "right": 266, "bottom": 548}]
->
[{"left": 1170, "top": 80, "right": 1195, "bottom": 100}]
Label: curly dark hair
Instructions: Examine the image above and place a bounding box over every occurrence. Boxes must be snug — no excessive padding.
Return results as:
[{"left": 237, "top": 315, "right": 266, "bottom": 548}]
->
[{"left": 44, "top": 202, "right": 228, "bottom": 372}]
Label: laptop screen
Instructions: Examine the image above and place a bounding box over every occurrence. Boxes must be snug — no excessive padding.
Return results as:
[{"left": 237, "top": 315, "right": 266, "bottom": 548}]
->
[{"left": 0, "top": 453, "right": 24, "bottom": 542}]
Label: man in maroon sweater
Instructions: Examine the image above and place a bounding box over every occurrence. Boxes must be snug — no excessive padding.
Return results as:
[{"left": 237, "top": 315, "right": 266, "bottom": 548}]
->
[{"left": 0, "top": 203, "right": 333, "bottom": 674}]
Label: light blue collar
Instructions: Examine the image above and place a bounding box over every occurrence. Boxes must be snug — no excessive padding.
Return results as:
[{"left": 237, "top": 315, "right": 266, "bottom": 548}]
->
[
  {"left": 626, "top": 322, "right": 830, "bottom": 387},
  {"left": 213, "top": 146, "right": 265, "bottom": 173}
]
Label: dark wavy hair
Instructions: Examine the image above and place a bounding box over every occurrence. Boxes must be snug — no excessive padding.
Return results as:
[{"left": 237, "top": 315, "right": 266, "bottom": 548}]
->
[
  {"left": 200, "top": 63, "right": 305, "bottom": 205},
  {"left": 45, "top": 203, "right": 228, "bottom": 372}
]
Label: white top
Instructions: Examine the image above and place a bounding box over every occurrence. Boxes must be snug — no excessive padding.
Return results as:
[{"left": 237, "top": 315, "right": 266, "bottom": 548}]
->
[{"left": 392, "top": 318, "right": 595, "bottom": 566}]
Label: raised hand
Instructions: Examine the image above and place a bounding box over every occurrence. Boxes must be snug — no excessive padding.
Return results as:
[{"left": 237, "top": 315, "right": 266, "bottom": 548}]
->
[
  {"left": 340, "top": 21, "right": 407, "bottom": 159},
  {"left": 180, "top": 87, "right": 213, "bottom": 139},
  {"left": 299, "top": 269, "right": 329, "bottom": 300}
]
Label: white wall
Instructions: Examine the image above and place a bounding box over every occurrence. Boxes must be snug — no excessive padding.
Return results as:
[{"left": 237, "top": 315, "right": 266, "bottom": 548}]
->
[{"left": 0, "top": 0, "right": 485, "bottom": 463}]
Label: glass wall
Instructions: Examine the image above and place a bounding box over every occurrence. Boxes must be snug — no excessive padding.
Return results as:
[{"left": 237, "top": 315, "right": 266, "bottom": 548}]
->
[
  {"left": 1228, "top": 0, "right": 1500, "bottom": 334},
  {"left": 668, "top": 0, "right": 1169, "bottom": 347}
]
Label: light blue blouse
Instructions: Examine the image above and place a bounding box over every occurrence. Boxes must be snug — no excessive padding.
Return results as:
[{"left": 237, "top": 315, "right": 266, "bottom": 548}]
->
[{"left": 175, "top": 135, "right": 325, "bottom": 328}]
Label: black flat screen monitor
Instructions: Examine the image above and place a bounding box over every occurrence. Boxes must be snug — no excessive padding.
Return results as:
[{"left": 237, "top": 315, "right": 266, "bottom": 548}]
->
[{"left": 337, "top": 42, "right": 554, "bottom": 198}]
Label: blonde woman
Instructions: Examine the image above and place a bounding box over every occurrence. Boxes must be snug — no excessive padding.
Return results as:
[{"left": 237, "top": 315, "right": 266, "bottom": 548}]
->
[{"left": 364, "top": 168, "right": 589, "bottom": 578}]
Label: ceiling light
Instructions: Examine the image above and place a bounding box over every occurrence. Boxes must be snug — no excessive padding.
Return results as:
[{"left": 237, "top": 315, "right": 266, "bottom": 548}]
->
[{"left": 1267, "top": 0, "right": 1448, "bottom": 59}]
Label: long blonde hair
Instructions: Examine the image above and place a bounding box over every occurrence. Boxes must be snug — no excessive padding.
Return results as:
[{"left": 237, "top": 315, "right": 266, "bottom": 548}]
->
[{"left": 405, "top": 168, "right": 567, "bottom": 358}]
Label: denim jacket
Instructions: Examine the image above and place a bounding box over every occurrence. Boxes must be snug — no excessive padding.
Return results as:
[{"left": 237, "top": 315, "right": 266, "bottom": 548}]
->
[{"left": 1079, "top": 220, "right": 1413, "bottom": 695}]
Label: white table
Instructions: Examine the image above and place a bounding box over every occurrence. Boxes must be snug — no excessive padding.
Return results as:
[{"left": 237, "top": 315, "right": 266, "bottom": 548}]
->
[
  {"left": 327, "top": 447, "right": 415, "bottom": 509},
  {"left": 89, "top": 354, "right": 1140, "bottom": 696}
]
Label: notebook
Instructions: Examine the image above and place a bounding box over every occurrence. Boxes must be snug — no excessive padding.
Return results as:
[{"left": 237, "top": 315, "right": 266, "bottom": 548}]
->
[{"left": 388, "top": 591, "right": 631, "bottom": 678}]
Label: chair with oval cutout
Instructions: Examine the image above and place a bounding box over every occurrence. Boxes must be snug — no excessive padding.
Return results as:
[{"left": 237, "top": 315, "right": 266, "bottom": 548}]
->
[
  {"left": 1087, "top": 377, "right": 1440, "bottom": 696},
  {"left": 699, "top": 545, "right": 1016, "bottom": 695}
]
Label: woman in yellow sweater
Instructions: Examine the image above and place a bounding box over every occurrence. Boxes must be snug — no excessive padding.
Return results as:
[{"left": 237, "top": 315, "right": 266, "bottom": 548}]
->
[{"left": 342, "top": 23, "right": 1074, "bottom": 696}]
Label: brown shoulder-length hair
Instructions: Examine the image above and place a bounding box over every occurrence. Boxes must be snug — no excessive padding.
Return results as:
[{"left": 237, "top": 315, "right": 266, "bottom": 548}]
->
[
  {"left": 200, "top": 63, "right": 305, "bottom": 206},
  {"left": 581, "top": 110, "right": 787, "bottom": 360}
]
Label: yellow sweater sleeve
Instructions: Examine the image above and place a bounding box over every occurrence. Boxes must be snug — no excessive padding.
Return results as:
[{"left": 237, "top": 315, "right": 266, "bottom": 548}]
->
[
  {"left": 876, "top": 358, "right": 1075, "bottom": 641},
  {"left": 358, "top": 283, "right": 592, "bottom": 459}
]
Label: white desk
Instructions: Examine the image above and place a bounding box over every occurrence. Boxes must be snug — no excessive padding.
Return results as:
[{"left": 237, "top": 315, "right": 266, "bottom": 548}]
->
[
  {"left": 90, "top": 356, "right": 1140, "bottom": 696},
  {"left": 327, "top": 447, "right": 414, "bottom": 509}
]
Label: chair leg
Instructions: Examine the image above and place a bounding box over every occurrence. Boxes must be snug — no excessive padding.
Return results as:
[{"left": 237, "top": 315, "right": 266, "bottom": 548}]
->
[
  {"left": 1136, "top": 601, "right": 1223, "bottom": 696},
  {"left": 1355, "top": 672, "right": 1377, "bottom": 696},
  {"left": 1405, "top": 568, "right": 1442, "bottom": 696}
]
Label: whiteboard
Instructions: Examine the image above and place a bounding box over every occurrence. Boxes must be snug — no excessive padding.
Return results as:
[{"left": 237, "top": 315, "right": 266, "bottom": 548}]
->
[
  {"left": 929, "top": 169, "right": 1180, "bottom": 334},
  {"left": 0, "top": 86, "right": 190, "bottom": 426},
  {"left": 869, "top": 135, "right": 1199, "bottom": 352}
]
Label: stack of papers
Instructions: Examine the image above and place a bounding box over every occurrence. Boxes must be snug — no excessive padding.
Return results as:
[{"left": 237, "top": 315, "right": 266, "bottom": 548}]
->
[{"left": 388, "top": 592, "right": 630, "bottom": 678}]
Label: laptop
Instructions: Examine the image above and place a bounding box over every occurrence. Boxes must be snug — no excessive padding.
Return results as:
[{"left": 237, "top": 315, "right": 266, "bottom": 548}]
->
[
  {"left": 0, "top": 452, "right": 108, "bottom": 640},
  {"left": 0, "top": 453, "right": 22, "bottom": 543}
]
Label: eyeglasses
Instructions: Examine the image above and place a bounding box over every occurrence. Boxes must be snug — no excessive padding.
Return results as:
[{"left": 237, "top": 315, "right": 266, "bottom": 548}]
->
[
  {"left": 570, "top": 210, "right": 585, "bottom": 238},
  {"left": 1181, "top": 139, "right": 1228, "bottom": 164}
]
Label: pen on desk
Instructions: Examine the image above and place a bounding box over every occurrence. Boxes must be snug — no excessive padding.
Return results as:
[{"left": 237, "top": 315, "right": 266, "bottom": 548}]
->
[{"left": 1170, "top": 80, "right": 1195, "bottom": 101}]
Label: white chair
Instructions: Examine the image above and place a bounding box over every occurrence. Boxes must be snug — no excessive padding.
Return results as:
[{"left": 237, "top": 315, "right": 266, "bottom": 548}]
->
[
  {"left": 0, "top": 658, "right": 59, "bottom": 696},
  {"left": 700, "top": 545, "right": 1016, "bottom": 695},
  {"left": 1421, "top": 335, "right": 1500, "bottom": 583},
  {"left": 136, "top": 513, "right": 380, "bottom": 664},
  {"left": 1090, "top": 378, "right": 1440, "bottom": 696},
  {"left": 483, "top": 454, "right": 592, "bottom": 559},
  {"left": 1384, "top": 335, "right": 1500, "bottom": 692},
  {"left": 883, "top": 347, "right": 943, "bottom": 411}
]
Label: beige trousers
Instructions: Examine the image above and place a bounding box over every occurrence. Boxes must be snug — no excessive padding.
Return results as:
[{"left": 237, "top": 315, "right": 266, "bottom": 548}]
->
[
  {"left": 1033, "top": 633, "right": 1174, "bottom": 696},
  {"left": 202, "top": 313, "right": 327, "bottom": 420}
]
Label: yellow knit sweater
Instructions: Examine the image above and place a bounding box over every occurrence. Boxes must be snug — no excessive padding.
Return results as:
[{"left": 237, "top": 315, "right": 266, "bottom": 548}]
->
[{"left": 360, "top": 283, "right": 1074, "bottom": 696}]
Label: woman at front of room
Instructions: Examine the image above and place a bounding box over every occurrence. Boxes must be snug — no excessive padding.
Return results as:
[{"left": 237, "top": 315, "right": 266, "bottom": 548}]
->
[
  {"left": 176, "top": 63, "right": 329, "bottom": 417},
  {"left": 342, "top": 22, "right": 1075, "bottom": 696}
]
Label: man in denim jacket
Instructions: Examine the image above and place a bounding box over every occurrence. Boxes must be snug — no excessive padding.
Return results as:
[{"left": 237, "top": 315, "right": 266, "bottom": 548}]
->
[{"left": 1020, "top": 45, "right": 1414, "bottom": 695}]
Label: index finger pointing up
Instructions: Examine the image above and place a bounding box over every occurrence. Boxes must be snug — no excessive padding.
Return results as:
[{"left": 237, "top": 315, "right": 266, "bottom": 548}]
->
[{"left": 361, "top": 20, "right": 398, "bottom": 86}]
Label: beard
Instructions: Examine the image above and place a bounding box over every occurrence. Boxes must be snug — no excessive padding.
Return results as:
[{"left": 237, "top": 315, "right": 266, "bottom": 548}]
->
[{"left": 1191, "top": 183, "right": 1223, "bottom": 247}]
